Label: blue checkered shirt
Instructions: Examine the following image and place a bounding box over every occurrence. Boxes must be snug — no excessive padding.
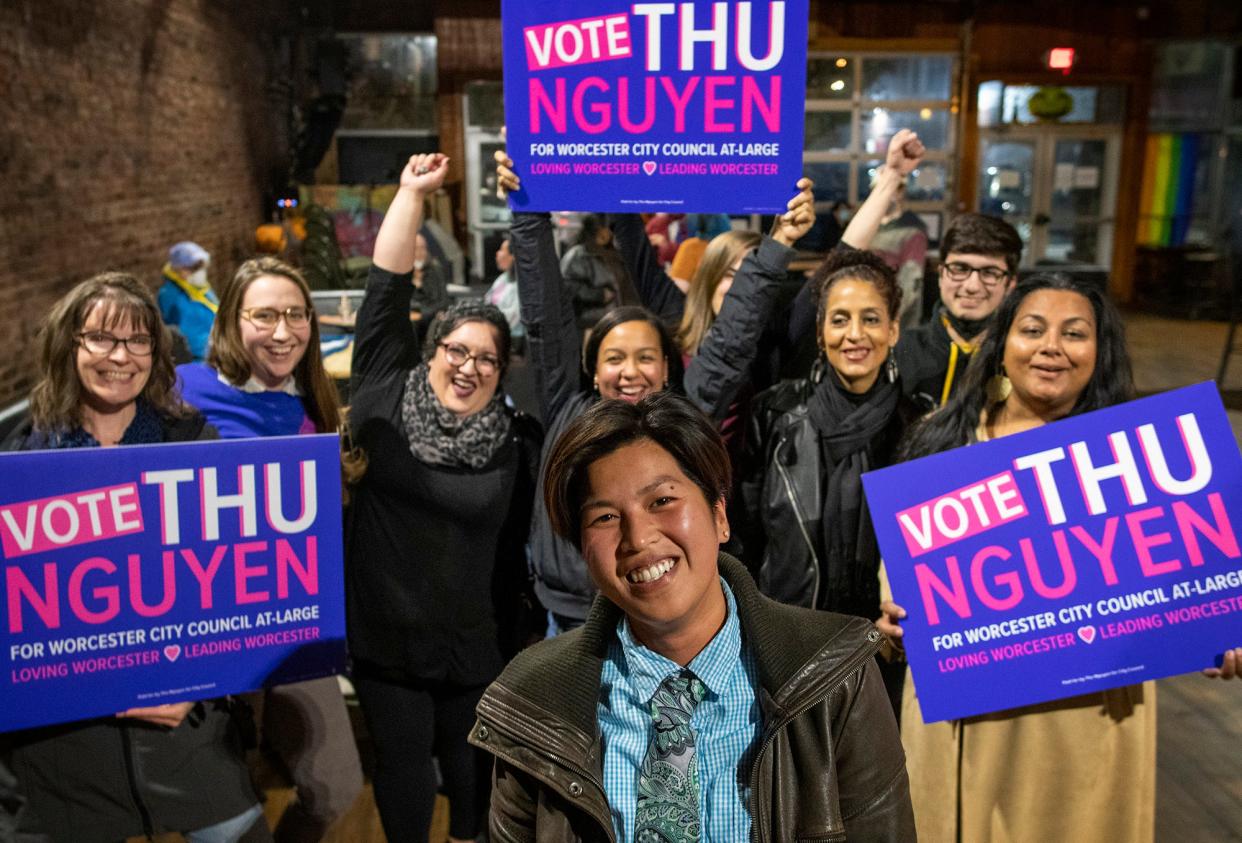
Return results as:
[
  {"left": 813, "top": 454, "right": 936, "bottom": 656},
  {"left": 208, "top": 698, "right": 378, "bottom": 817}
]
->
[{"left": 598, "top": 579, "right": 763, "bottom": 841}]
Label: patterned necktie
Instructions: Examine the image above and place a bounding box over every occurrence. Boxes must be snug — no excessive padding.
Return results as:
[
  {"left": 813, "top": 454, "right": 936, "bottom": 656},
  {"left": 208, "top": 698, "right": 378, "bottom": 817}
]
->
[{"left": 635, "top": 669, "right": 708, "bottom": 843}]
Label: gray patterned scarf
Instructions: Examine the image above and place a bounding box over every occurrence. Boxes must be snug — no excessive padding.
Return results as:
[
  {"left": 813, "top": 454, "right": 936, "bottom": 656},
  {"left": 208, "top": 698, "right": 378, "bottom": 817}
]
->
[{"left": 401, "top": 363, "right": 511, "bottom": 469}]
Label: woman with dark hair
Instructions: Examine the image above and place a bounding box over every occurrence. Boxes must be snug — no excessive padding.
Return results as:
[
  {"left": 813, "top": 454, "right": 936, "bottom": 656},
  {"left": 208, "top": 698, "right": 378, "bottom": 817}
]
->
[
  {"left": 176, "top": 256, "right": 364, "bottom": 843},
  {"left": 740, "top": 249, "right": 919, "bottom": 617},
  {"left": 558, "top": 213, "right": 633, "bottom": 330},
  {"left": 495, "top": 153, "right": 811, "bottom": 632},
  {"left": 876, "top": 273, "right": 1240, "bottom": 842},
  {"left": 346, "top": 153, "right": 542, "bottom": 843},
  {"left": 469, "top": 391, "right": 915, "bottom": 841},
  {"left": 2, "top": 273, "right": 267, "bottom": 843}
]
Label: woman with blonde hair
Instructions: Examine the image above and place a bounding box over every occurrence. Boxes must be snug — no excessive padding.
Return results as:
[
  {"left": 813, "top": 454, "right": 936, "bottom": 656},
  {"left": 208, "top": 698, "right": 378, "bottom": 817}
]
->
[
  {"left": 176, "top": 256, "right": 364, "bottom": 842},
  {"left": 3, "top": 272, "right": 267, "bottom": 843}
]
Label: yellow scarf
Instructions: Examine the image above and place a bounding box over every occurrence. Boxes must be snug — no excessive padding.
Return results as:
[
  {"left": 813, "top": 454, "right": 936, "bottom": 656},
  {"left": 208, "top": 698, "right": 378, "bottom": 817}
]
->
[{"left": 163, "top": 264, "right": 218, "bottom": 313}]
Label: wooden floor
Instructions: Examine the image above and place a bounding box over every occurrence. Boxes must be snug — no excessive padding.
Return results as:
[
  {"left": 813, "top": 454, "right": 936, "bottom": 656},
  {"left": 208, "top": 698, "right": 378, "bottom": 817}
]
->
[{"left": 140, "top": 309, "right": 1242, "bottom": 843}]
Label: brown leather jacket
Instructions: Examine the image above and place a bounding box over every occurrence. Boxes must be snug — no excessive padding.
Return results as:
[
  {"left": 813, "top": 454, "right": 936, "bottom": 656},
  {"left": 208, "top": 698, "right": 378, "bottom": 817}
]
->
[{"left": 469, "top": 555, "right": 915, "bottom": 842}]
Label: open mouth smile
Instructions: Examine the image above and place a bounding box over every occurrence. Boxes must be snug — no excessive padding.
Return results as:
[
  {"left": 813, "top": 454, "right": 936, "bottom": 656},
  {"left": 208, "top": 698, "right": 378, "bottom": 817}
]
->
[{"left": 625, "top": 557, "right": 676, "bottom": 584}]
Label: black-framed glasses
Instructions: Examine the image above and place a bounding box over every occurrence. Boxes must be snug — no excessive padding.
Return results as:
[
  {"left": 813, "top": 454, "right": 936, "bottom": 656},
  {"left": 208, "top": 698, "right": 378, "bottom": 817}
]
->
[
  {"left": 439, "top": 341, "right": 501, "bottom": 376},
  {"left": 240, "top": 306, "right": 313, "bottom": 330},
  {"left": 941, "top": 262, "right": 1010, "bottom": 287},
  {"left": 77, "top": 331, "right": 154, "bottom": 356}
]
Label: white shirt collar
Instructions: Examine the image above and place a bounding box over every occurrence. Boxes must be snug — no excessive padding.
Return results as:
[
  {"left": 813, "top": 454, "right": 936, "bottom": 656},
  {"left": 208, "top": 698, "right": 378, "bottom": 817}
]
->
[{"left": 217, "top": 369, "right": 302, "bottom": 397}]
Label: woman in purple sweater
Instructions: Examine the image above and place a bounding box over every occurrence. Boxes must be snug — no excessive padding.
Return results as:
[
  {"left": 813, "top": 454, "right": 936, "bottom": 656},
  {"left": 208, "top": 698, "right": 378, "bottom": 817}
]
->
[{"left": 177, "top": 257, "right": 364, "bottom": 843}]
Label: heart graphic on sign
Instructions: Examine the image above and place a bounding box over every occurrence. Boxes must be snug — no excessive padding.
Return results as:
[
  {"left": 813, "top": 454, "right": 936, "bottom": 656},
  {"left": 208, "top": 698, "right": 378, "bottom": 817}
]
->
[
  {"left": 642, "top": 161, "right": 657, "bottom": 176},
  {"left": 1077, "top": 626, "right": 1097, "bottom": 644},
  {"left": 163, "top": 645, "right": 182, "bottom": 662}
]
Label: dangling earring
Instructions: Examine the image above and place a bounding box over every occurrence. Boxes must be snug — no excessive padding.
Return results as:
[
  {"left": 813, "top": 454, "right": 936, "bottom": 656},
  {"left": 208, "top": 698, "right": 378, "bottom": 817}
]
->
[
  {"left": 810, "top": 353, "right": 827, "bottom": 384},
  {"left": 592, "top": 375, "right": 600, "bottom": 394},
  {"left": 886, "top": 349, "right": 899, "bottom": 384},
  {"left": 986, "top": 364, "right": 1012, "bottom": 404}
]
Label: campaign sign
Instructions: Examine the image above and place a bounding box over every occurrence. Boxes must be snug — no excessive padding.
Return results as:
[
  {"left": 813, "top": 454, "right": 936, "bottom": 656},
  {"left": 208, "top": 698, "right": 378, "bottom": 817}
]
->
[
  {"left": 862, "top": 383, "right": 1242, "bottom": 723},
  {"left": 501, "top": 0, "right": 808, "bottom": 213},
  {"left": 0, "top": 435, "right": 345, "bottom": 732}
]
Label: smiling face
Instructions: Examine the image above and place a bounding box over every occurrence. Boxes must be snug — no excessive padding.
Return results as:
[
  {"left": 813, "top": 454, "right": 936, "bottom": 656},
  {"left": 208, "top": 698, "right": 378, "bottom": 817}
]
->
[
  {"left": 594, "top": 320, "right": 668, "bottom": 403},
  {"left": 75, "top": 305, "right": 154, "bottom": 414},
  {"left": 239, "top": 275, "right": 311, "bottom": 389},
  {"left": 939, "top": 252, "right": 1013, "bottom": 322},
  {"left": 428, "top": 319, "right": 502, "bottom": 416},
  {"left": 579, "top": 438, "right": 728, "bottom": 650},
  {"left": 821, "top": 279, "right": 899, "bottom": 394},
  {"left": 1001, "top": 288, "right": 1097, "bottom": 418}
]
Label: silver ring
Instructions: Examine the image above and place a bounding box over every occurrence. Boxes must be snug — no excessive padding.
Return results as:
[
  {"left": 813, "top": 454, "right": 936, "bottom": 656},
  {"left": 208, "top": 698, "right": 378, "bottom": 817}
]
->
[{"left": 415, "top": 166, "right": 429, "bottom": 175}]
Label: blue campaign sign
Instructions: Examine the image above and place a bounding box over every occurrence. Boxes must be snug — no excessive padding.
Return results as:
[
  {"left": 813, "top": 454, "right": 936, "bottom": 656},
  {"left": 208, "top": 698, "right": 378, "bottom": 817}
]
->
[
  {"left": 501, "top": 0, "right": 808, "bottom": 213},
  {"left": 0, "top": 435, "right": 345, "bottom": 732},
  {"left": 862, "top": 383, "right": 1242, "bottom": 723}
]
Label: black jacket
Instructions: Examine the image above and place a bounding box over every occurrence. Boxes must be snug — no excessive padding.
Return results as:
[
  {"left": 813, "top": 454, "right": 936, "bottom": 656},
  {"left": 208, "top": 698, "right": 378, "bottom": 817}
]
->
[
  {"left": 894, "top": 310, "right": 975, "bottom": 413},
  {"left": 739, "top": 377, "right": 918, "bottom": 612},
  {"left": 469, "top": 555, "right": 915, "bottom": 842},
  {"left": 347, "top": 264, "right": 543, "bottom": 683},
  {"left": 511, "top": 212, "right": 791, "bottom": 622},
  {"left": 2, "top": 410, "right": 259, "bottom": 843}
]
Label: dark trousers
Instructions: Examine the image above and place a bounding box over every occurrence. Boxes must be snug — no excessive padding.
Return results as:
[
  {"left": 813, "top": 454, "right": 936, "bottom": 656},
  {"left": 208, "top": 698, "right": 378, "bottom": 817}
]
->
[{"left": 353, "top": 674, "right": 489, "bottom": 843}]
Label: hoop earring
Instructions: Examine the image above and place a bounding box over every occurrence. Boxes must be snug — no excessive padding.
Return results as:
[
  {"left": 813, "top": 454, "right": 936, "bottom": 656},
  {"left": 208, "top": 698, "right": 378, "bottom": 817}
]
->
[
  {"left": 986, "top": 365, "right": 1012, "bottom": 404},
  {"left": 886, "top": 349, "right": 899, "bottom": 384}
]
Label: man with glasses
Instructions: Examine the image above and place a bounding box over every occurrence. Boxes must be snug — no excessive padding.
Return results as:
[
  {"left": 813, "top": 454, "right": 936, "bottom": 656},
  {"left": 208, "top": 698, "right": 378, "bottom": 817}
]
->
[{"left": 896, "top": 213, "right": 1022, "bottom": 410}]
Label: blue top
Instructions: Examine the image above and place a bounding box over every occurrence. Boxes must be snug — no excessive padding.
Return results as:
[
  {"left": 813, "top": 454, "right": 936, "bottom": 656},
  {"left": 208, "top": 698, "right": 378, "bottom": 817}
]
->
[
  {"left": 597, "top": 579, "right": 762, "bottom": 842},
  {"left": 158, "top": 275, "right": 218, "bottom": 361},
  {"left": 176, "top": 363, "right": 312, "bottom": 439}
]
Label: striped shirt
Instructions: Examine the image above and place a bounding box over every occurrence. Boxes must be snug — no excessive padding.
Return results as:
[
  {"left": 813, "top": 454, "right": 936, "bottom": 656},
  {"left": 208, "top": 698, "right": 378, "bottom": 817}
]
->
[{"left": 598, "top": 579, "right": 763, "bottom": 841}]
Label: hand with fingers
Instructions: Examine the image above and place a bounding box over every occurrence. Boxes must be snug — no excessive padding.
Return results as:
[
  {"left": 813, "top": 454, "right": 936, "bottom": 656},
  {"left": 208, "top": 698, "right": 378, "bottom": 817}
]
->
[
  {"left": 771, "top": 177, "right": 817, "bottom": 247},
  {"left": 876, "top": 599, "right": 906, "bottom": 645},
  {"left": 495, "top": 150, "right": 520, "bottom": 196},
  {"left": 1203, "top": 646, "right": 1242, "bottom": 680},
  {"left": 401, "top": 152, "right": 450, "bottom": 195},
  {"left": 886, "top": 128, "right": 926, "bottom": 177},
  {"left": 119, "top": 701, "right": 196, "bottom": 729}
]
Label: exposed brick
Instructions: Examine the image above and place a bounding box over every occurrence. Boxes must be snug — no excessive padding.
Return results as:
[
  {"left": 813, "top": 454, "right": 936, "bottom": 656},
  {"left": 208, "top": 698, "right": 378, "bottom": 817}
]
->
[{"left": 0, "top": 0, "right": 292, "bottom": 407}]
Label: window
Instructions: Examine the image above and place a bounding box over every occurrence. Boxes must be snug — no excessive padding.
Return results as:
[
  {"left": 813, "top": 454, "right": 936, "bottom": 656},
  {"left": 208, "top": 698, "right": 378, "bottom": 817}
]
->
[
  {"left": 338, "top": 35, "right": 438, "bottom": 131},
  {"left": 803, "top": 53, "right": 957, "bottom": 244}
]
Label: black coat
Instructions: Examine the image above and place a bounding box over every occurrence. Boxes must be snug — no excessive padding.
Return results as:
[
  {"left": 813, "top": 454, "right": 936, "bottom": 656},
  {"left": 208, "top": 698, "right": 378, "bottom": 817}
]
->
[{"left": 347, "top": 264, "right": 543, "bottom": 684}]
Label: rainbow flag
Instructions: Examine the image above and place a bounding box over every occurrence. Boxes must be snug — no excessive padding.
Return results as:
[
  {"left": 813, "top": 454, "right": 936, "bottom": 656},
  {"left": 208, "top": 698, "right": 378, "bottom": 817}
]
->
[{"left": 1138, "top": 133, "right": 1201, "bottom": 247}]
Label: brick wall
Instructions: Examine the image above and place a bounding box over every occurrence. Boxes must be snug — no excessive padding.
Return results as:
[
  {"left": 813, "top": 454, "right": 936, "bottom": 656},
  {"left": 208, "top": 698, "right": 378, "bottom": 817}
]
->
[{"left": 0, "top": 0, "right": 292, "bottom": 407}]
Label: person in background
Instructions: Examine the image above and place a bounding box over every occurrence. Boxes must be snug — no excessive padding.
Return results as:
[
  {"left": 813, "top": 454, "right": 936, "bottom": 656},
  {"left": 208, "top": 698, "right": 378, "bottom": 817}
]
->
[
  {"left": 667, "top": 235, "right": 708, "bottom": 294},
  {"left": 559, "top": 214, "right": 634, "bottom": 331},
  {"left": 348, "top": 153, "right": 543, "bottom": 843},
  {"left": 176, "top": 257, "right": 365, "bottom": 843},
  {"left": 484, "top": 235, "right": 523, "bottom": 350},
  {"left": 2, "top": 273, "right": 267, "bottom": 843},
  {"left": 496, "top": 152, "right": 813, "bottom": 632},
  {"left": 895, "top": 213, "right": 1022, "bottom": 411},
  {"left": 868, "top": 179, "right": 929, "bottom": 330},
  {"left": 159, "top": 240, "right": 218, "bottom": 362},
  {"left": 410, "top": 231, "right": 452, "bottom": 319},
  {"left": 645, "top": 212, "right": 686, "bottom": 265},
  {"left": 877, "top": 273, "right": 1241, "bottom": 842},
  {"left": 471, "top": 392, "right": 915, "bottom": 842}
]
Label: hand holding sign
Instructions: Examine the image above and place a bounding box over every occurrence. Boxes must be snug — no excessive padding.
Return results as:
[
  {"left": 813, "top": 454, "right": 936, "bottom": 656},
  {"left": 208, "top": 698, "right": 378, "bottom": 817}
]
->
[
  {"left": 120, "top": 701, "right": 196, "bottom": 729},
  {"left": 1202, "top": 646, "right": 1241, "bottom": 679},
  {"left": 770, "top": 177, "right": 816, "bottom": 246},
  {"left": 495, "top": 149, "right": 520, "bottom": 195}
]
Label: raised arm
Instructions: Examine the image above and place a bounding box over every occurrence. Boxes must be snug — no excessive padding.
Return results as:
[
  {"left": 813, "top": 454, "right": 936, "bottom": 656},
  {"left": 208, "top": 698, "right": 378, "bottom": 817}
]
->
[
  {"left": 352, "top": 153, "right": 448, "bottom": 384},
  {"left": 840, "top": 128, "right": 925, "bottom": 251},
  {"left": 496, "top": 151, "right": 584, "bottom": 421},
  {"left": 685, "top": 179, "right": 814, "bottom": 421},
  {"left": 606, "top": 213, "right": 686, "bottom": 324},
  {"left": 785, "top": 130, "right": 926, "bottom": 346}
]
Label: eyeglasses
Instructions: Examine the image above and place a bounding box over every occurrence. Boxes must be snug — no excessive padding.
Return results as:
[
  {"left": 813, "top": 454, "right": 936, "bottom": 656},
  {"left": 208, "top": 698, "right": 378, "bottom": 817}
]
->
[
  {"left": 439, "top": 342, "right": 501, "bottom": 376},
  {"left": 942, "top": 262, "right": 1011, "bottom": 287},
  {"left": 77, "top": 331, "right": 154, "bottom": 356},
  {"left": 240, "top": 306, "right": 313, "bottom": 330}
]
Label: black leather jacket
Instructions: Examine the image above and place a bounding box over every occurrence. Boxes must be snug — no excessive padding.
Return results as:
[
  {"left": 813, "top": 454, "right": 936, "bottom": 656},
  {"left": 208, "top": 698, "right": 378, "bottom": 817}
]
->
[
  {"left": 469, "top": 555, "right": 915, "bottom": 842},
  {"left": 739, "top": 377, "right": 916, "bottom": 610}
]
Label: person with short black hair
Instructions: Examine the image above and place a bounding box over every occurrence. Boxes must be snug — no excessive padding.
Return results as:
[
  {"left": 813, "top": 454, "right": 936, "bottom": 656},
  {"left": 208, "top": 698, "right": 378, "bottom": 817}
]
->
[
  {"left": 471, "top": 391, "right": 915, "bottom": 842},
  {"left": 896, "top": 212, "right": 1023, "bottom": 410}
]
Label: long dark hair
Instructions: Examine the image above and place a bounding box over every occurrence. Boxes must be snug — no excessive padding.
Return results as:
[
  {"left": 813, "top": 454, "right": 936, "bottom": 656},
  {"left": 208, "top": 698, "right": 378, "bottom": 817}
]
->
[
  {"left": 581, "top": 306, "right": 685, "bottom": 394},
  {"left": 900, "top": 273, "right": 1133, "bottom": 461}
]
